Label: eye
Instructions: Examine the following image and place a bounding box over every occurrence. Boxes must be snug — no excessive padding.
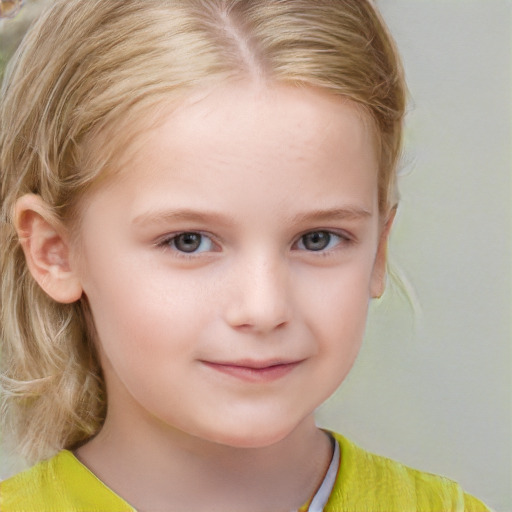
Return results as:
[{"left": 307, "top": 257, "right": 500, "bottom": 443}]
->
[
  {"left": 296, "top": 231, "right": 343, "bottom": 252},
  {"left": 163, "top": 232, "right": 215, "bottom": 253}
]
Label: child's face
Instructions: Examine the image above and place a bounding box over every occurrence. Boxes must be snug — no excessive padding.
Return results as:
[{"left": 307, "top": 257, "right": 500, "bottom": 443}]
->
[{"left": 74, "top": 83, "right": 387, "bottom": 448}]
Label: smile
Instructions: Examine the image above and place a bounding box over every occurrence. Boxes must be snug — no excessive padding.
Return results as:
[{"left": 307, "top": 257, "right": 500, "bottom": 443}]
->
[{"left": 200, "top": 359, "right": 303, "bottom": 383}]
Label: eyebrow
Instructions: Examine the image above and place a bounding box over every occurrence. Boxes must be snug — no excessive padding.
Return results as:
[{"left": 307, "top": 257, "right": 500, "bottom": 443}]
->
[
  {"left": 132, "top": 209, "right": 235, "bottom": 228},
  {"left": 290, "top": 207, "right": 373, "bottom": 224},
  {"left": 132, "top": 206, "right": 373, "bottom": 228}
]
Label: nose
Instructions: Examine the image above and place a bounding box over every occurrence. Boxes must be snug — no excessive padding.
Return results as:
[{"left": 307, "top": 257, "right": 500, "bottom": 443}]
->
[{"left": 223, "top": 252, "right": 292, "bottom": 334}]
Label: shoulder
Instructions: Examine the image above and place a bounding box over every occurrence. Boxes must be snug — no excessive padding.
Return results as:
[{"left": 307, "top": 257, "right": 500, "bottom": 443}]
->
[
  {"left": 325, "top": 432, "right": 490, "bottom": 512},
  {"left": 0, "top": 450, "right": 135, "bottom": 512}
]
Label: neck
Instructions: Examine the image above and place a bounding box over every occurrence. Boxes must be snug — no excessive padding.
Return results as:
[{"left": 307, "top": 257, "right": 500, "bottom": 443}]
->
[{"left": 76, "top": 409, "right": 333, "bottom": 512}]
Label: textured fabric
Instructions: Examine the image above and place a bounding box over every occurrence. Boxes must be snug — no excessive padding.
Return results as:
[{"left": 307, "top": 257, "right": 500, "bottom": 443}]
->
[
  {"left": 0, "top": 432, "right": 491, "bottom": 512},
  {"left": 325, "top": 432, "right": 490, "bottom": 512},
  {"left": 0, "top": 450, "right": 135, "bottom": 512}
]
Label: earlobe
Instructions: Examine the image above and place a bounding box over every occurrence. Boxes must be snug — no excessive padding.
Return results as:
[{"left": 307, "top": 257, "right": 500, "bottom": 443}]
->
[
  {"left": 14, "top": 194, "right": 83, "bottom": 304},
  {"left": 370, "top": 208, "right": 397, "bottom": 299}
]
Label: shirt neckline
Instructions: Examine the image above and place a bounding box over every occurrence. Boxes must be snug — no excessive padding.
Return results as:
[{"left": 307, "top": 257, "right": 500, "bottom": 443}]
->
[
  {"left": 306, "top": 436, "right": 340, "bottom": 512},
  {"left": 66, "top": 432, "right": 341, "bottom": 512}
]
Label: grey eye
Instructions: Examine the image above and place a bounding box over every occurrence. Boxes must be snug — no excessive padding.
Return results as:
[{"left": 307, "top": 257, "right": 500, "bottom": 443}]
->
[
  {"left": 299, "top": 231, "right": 332, "bottom": 251},
  {"left": 173, "top": 232, "right": 203, "bottom": 253}
]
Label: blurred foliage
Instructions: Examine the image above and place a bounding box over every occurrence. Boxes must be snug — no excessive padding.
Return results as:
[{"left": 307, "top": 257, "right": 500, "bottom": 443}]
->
[{"left": 0, "top": 0, "right": 50, "bottom": 82}]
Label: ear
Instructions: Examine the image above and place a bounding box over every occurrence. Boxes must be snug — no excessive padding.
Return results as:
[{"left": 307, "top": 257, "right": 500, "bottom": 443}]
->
[
  {"left": 14, "top": 194, "right": 83, "bottom": 304},
  {"left": 370, "top": 207, "right": 397, "bottom": 299}
]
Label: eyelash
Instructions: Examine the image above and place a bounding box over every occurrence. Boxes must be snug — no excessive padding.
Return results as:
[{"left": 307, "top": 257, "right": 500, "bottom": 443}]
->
[
  {"left": 293, "top": 230, "right": 351, "bottom": 253},
  {"left": 155, "top": 231, "right": 219, "bottom": 258},
  {"left": 155, "top": 230, "right": 353, "bottom": 257}
]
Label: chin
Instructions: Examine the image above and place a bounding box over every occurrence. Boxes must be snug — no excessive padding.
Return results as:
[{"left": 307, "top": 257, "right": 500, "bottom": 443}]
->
[{"left": 216, "top": 432, "right": 288, "bottom": 449}]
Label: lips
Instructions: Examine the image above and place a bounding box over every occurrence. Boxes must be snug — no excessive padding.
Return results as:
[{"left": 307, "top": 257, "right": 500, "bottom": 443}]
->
[{"left": 200, "top": 359, "right": 303, "bottom": 383}]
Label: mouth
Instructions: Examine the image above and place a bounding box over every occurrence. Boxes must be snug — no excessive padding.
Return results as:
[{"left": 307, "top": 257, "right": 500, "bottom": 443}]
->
[{"left": 200, "top": 359, "right": 303, "bottom": 383}]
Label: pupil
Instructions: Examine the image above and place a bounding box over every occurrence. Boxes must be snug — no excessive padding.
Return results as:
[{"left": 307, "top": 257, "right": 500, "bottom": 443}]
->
[
  {"left": 175, "top": 233, "right": 201, "bottom": 252},
  {"left": 304, "top": 231, "right": 330, "bottom": 251}
]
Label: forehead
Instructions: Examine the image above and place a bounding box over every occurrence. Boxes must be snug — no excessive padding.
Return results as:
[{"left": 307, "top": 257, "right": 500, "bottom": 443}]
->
[
  {"left": 83, "top": 82, "right": 379, "bottom": 223},
  {"left": 119, "top": 82, "right": 377, "bottom": 178}
]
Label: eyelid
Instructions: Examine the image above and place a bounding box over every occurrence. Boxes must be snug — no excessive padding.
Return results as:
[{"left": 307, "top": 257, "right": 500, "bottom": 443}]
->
[
  {"left": 292, "top": 229, "right": 354, "bottom": 251},
  {"left": 153, "top": 228, "right": 354, "bottom": 255},
  {"left": 155, "top": 231, "right": 221, "bottom": 255}
]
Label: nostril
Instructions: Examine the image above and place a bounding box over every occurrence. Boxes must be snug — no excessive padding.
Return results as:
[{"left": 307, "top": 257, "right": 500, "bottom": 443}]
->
[{"left": 224, "top": 305, "right": 291, "bottom": 335}]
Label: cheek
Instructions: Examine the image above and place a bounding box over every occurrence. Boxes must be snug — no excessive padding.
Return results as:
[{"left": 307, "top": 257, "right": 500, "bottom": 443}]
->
[
  {"left": 298, "top": 257, "right": 374, "bottom": 317},
  {"left": 85, "top": 273, "right": 206, "bottom": 417},
  {"left": 87, "top": 272, "right": 206, "bottom": 351},
  {"left": 297, "top": 262, "right": 373, "bottom": 364},
  {"left": 83, "top": 261, "right": 236, "bottom": 409}
]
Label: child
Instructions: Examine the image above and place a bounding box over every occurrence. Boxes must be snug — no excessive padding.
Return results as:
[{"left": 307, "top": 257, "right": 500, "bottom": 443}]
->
[{"left": 0, "top": 1, "right": 492, "bottom": 510}]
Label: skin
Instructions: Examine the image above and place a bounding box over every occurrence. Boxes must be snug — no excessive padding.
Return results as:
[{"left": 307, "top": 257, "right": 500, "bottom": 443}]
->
[{"left": 16, "top": 82, "right": 393, "bottom": 512}]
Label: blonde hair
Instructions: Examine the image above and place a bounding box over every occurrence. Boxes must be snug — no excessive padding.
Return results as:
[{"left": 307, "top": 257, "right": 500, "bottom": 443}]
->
[{"left": 0, "top": 0, "right": 406, "bottom": 463}]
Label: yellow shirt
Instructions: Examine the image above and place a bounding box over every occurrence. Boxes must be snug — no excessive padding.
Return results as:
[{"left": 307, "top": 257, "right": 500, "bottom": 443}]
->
[{"left": 0, "top": 432, "right": 490, "bottom": 511}]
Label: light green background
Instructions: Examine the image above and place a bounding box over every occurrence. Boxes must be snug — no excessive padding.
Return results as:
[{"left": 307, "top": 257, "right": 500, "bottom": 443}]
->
[{"left": 1, "top": 1, "right": 511, "bottom": 510}]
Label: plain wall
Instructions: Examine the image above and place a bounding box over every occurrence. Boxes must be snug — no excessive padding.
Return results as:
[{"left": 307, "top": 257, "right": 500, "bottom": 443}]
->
[{"left": 317, "top": 1, "right": 511, "bottom": 510}]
